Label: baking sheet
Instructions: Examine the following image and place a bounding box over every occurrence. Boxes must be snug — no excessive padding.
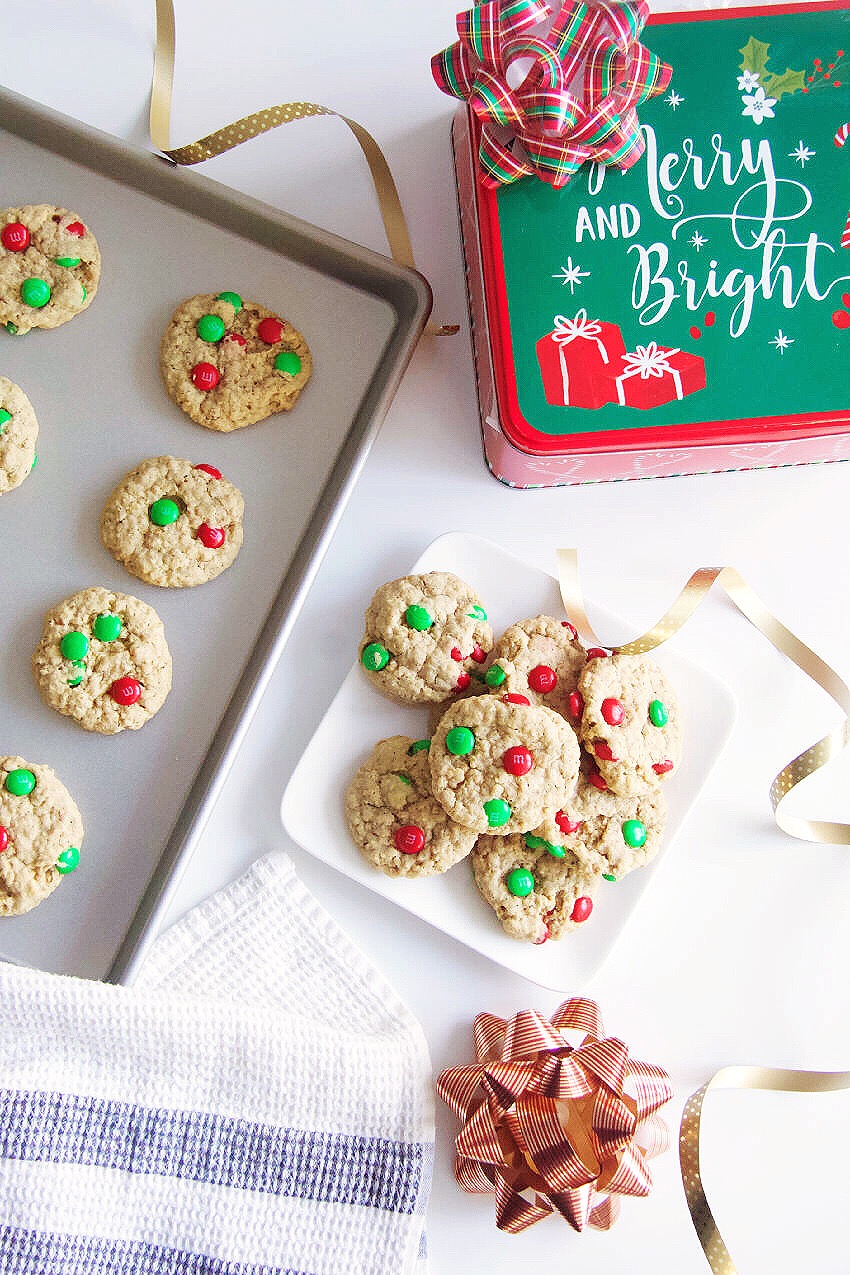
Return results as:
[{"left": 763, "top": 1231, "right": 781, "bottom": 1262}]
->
[{"left": 0, "top": 88, "right": 429, "bottom": 980}]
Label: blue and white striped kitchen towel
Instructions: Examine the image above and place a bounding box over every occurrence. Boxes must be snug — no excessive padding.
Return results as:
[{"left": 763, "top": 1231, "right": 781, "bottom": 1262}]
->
[{"left": 0, "top": 852, "right": 434, "bottom": 1275}]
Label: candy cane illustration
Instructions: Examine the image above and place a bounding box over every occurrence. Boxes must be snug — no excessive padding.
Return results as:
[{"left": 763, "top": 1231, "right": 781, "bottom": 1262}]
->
[{"left": 834, "top": 123, "right": 850, "bottom": 247}]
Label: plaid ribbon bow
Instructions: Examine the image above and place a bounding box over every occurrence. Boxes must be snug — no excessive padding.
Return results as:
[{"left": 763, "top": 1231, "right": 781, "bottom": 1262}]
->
[
  {"left": 436, "top": 997, "right": 672, "bottom": 1233},
  {"left": 432, "top": 0, "right": 671, "bottom": 188}
]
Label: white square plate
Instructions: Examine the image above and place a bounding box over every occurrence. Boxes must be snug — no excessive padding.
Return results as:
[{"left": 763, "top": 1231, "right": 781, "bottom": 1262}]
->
[{"left": 281, "top": 533, "right": 737, "bottom": 988}]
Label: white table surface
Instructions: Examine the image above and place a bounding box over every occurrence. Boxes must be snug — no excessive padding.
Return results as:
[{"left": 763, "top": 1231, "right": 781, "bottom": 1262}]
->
[{"left": 3, "top": 2, "right": 850, "bottom": 1272}]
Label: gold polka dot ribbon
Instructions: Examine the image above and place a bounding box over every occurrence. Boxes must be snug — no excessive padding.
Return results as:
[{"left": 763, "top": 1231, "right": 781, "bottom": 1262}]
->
[
  {"left": 680, "top": 1067, "right": 850, "bottom": 1273},
  {"left": 556, "top": 550, "right": 850, "bottom": 844},
  {"left": 151, "top": 0, "right": 457, "bottom": 335}
]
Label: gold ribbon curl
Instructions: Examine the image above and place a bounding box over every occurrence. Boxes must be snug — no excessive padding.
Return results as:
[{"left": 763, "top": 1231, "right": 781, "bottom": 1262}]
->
[
  {"left": 557, "top": 550, "right": 850, "bottom": 845},
  {"left": 151, "top": 0, "right": 457, "bottom": 334},
  {"left": 681, "top": 1068, "right": 850, "bottom": 1273}
]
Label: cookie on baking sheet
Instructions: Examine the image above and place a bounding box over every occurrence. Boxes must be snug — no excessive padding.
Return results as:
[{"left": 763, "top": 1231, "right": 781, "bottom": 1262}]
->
[
  {"left": 360, "top": 572, "right": 494, "bottom": 706},
  {"left": 483, "top": 614, "right": 587, "bottom": 720},
  {"left": 429, "top": 694, "right": 580, "bottom": 835},
  {"left": 0, "top": 377, "right": 38, "bottom": 494},
  {"left": 537, "top": 768, "right": 667, "bottom": 881},
  {"left": 32, "top": 587, "right": 172, "bottom": 734},
  {"left": 344, "top": 735, "right": 476, "bottom": 878},
  {"left": 0, "top": 205, "right": 100, "bottom": 334},
  {"left": 159, "top": 291, "right": 311, "bottom": 431},
  {"left": 577, "top": 652, "right": 683, "bottom": 796},
  {"left": 471, "top": 833, "right": 598, "bottom": 943},
  {"left": 100, "top": 456, "right": 244, "bottom": 588},
  {"left": 0, "top": 757, "right": 83, "bottom": 916}
]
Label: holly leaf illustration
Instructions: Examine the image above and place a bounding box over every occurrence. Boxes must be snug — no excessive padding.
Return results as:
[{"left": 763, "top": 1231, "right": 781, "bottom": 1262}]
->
[
  {"left": 762, "top": 66, "right": 807, "bottom": 99},
  {"left": 739, "top": 36, "right": 771, "bottom": 78}
]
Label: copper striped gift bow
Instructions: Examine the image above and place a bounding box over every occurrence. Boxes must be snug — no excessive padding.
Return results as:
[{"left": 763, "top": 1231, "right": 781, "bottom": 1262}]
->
[
  {"left": 432, "top": 0, "right": 671, "bottom": 188},
  {"left": 150, "top": 0, "right": 457, "bottom": 334},
  {"left": 437, "top": 996, "right": 673, "bottom": 1233}
]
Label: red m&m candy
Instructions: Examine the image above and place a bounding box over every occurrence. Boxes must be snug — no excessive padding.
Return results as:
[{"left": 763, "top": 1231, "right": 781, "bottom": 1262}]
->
[
  {"left": 257, "top": 317, "right": 284, "bottom": 344},
  {"left": 191, "top": 362, "right": 220, "bottom": 391},
  {"left": 570, "top": 896, "right": 593, "bottom": 923},
  {"left": 594, "top": 741, "right": 618, "bottom": 762},
  {"left": 66, "top": 221, "right": 86, "bottom": 237},
  {"left": 587, "top": 647, "right": 608, "bottom": 659},
  {"left": 601, "top": 697, "right": 625, "bottom": 725},
  {"left": 528, "top": 665, "right": 556, "bottom": 694},
  {"left": 0, "top": 826, "right": 8, "bottom": 852},
  {"left": 224, "top": 332, "right": 247, "bottom": 347},
  {"left": 450, "top": 647, "right": 463, "bottom": 662},
  {"left": 653, "top": 759, "right": 674, "bottom": 775},
  {"left": 197, "top": 524, "right": 225, "bottom": 549},
  {"left": 109, "top": 677, "right": 142, "bottom": 706},
  {"left": 470, "top": 644, "right": 487, "bottom": 664},
  {"left": 394, "top": 824, "right": 425, "bottom": 854},
  {"left": 555, "top": 811, "right": 581, "bottom": 836},
  {"left": 194, "top": 464, "right": 222, "bottom": 480},
  {"left": 502, "top": 693, "right": 530, "bottom": 706},
  {"left": 567, "top": 691, "right": 584, "bottom": 720},
  {"left": 561, "top": 620, "right": 578, "bottom": 639},
  {"left": 503, "top": 746, "right": 533, "bottom": 776},
  {"left": 1, "top": 223, "right": 30, "bottom": 252},
  {"left": 587, "top": 764, "right": 608, "bottom": 792},
  {"left": 455, "top": 672, "right": 471, "bottom": 691}
]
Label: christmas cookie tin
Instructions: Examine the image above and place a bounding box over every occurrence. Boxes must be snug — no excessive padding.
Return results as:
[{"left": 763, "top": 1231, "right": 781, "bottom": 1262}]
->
[{"left": 453, "top": 1, "right": 850, "bottom": 486}]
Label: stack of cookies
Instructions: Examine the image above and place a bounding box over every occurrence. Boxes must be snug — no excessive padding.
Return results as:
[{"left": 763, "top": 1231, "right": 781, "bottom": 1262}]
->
[{"left": 345, "top": 572, "right": 683, "bottom": 945}]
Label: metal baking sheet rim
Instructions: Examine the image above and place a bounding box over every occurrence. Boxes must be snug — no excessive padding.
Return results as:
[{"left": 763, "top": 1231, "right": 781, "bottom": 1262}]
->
[{"left": 0, "top": 85, "right": 432, "bottom": 985}]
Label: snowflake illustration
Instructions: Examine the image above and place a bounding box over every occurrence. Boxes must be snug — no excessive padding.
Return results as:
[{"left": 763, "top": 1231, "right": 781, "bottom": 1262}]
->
[
  {"left": 551, "top": 257, "right": 590, "bottom": 294},
  {"left": 770, "top": 329, "right": 794, "bottom": 354},
  {"left": 788, "top": 140, "right": 815, "bottom": 167},
  {"left": 665, "top": 90, "right": 684, "bottom": 110},
  {"left": 737, "top": 70, "right": 761, "bottom": 91},
  {"left": 689, "top": 231, "right": 708, "bottom": 252},
  {"left": 742, "top": 86, "right": 777, "bottom": 125}
]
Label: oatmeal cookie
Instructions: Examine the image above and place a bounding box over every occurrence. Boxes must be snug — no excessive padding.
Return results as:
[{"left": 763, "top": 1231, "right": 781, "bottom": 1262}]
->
[
  {"left": 471, "top": 833, "right": 598, "bottom": 942},
  {"left": 0, "top": 757, "right": 83, "bottom": 916},
  {"left": 0, "top": 205, "right": 99, "bottom": 334},
  {"left": 0, "top": 376, "right": 37, "bottom": 493}
]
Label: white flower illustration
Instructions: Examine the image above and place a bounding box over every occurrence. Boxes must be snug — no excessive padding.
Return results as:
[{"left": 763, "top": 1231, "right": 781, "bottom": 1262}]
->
[
  {"left": 737, "top": 69, "right": 760, "bottom": 91},
  {"left": 741, "top": 85, "right": 776, "bottom": 125}
]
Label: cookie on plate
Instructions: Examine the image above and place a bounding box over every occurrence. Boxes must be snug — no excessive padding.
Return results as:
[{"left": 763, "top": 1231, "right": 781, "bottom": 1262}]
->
[
  {"left": 32, "top": 587, "right": 172, "bottom": 734},
  {"left": 159, "top": 291, "right": 311, "bottom": 431},
  {"left": 577, "top": 652, "right": 683, "bottom": 795},
  {"left": 0, "top": 376, "right": 38, "bottom": 494},
  {"left": 0, "top": 205, "right": 100, "bottom": 334},
  {"left": 429, "top": 694, "right": 580, "bottom": 835},
  {"left": 360, "top": 572, "right": 493, "bottom": 705},
  {"left": 100, "top": 456, "right": 244, "bottom": 588},
  {"left": 537, "top": 769, "right": 667, "bottom": 881},
  {"left": 0, "top": 757, "right": 83, "bottom": 916},
  {"left": 483, "top": 614, "right": 586, "bottom": 720},
  {"left": 471, "top": 833, "right": 598, "bottom": 943},
  {"left": 345, "top": 735, "right": 476, "bottom": 877}
]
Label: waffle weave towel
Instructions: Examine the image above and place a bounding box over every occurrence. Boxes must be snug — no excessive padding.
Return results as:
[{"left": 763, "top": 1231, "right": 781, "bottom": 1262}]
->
[{"left": 0, "top": 852, "right": 434, "bottom": 1275}]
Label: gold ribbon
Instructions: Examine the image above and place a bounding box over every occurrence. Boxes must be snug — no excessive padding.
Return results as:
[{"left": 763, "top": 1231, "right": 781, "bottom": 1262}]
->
[
  {"left": 150, "top": 0, "right": 458, "bottom": 334},
  {"left": 681, "top": 1068, "right": 850, "bottom": 1273},
  {"left": 556, "top": 550, "right": 850, "bottom": 845}
]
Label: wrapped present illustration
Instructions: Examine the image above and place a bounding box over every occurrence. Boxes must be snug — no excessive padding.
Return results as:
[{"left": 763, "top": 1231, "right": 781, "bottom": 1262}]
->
[
  {"left": 536, "top": 311, "right": 627, "bottom": 409},
  {"left": 607, "top": 342, "right": 706, "bottom": 410}
]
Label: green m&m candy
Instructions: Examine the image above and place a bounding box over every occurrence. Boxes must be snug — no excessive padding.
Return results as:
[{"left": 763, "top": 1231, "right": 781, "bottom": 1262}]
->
[
  {"left": 56, "top": 846, "right": 80, "bottom": 874},
  {"left": 622, "top": 819, "right": 647, "bottom": 849},
  {"left": 407, "top": 739, "right": 430, "bottom": 755},
  {"left": 649, "top": 699, "right": 668, "bottom": 728},
  {"left": 216, "top": 291, "right": 243, "bottom": 312},
  {"left": 445, "top": 726, "right": 475, "bottom": 756},
  {"left": 405, "top": 604, "right": 433, "bottom": 632},
  {"left": 21, "top": 278, "right": 50, "bottom": 308},
  {"left": 485, "top": 664, "right": 506, "bottom": 687},
  {"left": 149, "top": 497, "right": 181, "bottom": 527},
  {"left": 94, "top": 613, "right": 123, "bottom": 642},
  {"left": 524, "top": 833, "right": 546, "bottom": 850},
  {"left": 30, "top": 453, "right": 37, "bottom": 471},
  {"left": 60, "top": 631, "right": 89, "bottom": 662},
  {"left": 506, "top": 867, "right": 534, "bottom": 897},
  {"left": 361, "top": 642, "right": 390, "bottom": 672},
  {"left": 468, "top": 605, "right": 487, "bottom": 621},
  {"left": 5, "top": 768, "right": 36, "bottom": 796},
  {"left": 4, "top": 322, "right": 18, "bottom": 334},
  {"left": 603, "top": 873, "right": 617, "bottom": 883},
  {"left": 0, "top": 408, "right": 10, "bottom": 433},
  {"left": 546, "top": 842, "right": 567, "bottom": 859},
  {"left": 197, "top": 313, "right": 226, "bottom": 343},
  {"left": 484, "top": 798, "right": 511, "bottom": 828},
  {"left": 54, "top": 256, "right": 81, "bottom": 268},
  {"left": 274, "top": 351, "right": 302, "bottom": 376}
]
